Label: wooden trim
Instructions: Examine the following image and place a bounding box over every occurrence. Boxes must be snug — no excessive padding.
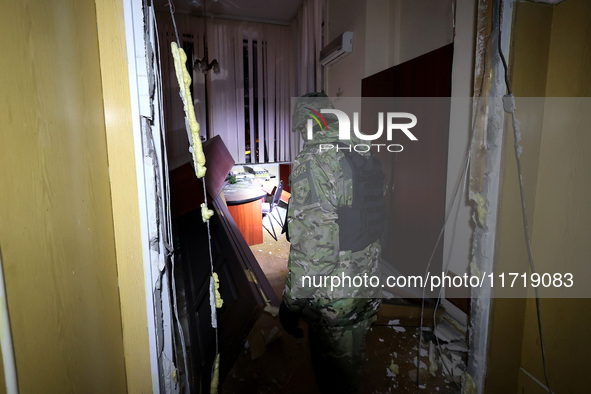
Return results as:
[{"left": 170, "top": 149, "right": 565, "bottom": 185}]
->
[{"left": 95, "top": 0, "right": 153, "bottom": 391}]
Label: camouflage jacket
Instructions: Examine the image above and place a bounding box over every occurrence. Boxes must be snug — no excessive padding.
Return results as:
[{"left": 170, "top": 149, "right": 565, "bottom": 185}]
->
[{"left": 283, "top": 120, "right": 382, "bottom": 327}]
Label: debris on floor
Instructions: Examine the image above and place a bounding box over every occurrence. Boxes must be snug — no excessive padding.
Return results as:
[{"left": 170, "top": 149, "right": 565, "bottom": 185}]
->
[
  {"left": 434, "top": 319, "right": 465, "bottom": 342},
  {"left": 230, "top": 215, "right": 469, "bottom": 393}
]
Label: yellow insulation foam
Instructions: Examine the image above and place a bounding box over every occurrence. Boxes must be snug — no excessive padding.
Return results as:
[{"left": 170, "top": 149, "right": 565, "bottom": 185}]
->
[
  {"left": 213, "top": 272, "right": 223, "bottom": 308},
  {"left": 171, "top": 42, "right": 207, "bottom": 178}
]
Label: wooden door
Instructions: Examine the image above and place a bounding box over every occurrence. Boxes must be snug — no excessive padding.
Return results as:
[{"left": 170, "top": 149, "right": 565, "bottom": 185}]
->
[
  {"left": 361, "top": 44, "right": 454, "bottom": 289},
  {"left": 170, "top": 159, "right": 279, "bottom": 392},
  {"left": 174, "top": 197, "right": 276, "bottom": 392}
]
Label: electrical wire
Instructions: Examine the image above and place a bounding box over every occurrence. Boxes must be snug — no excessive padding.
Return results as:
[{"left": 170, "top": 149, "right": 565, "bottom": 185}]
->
[
  {"left": 431, "top": 155, "right": 471, "bottom": 388},
  {"left": 166, "top": 1, "right": 221, "bottom": 391},
  {"left": 415, "top": 21, "right": 494, "bottom": 393},
  {"left": 415, "top": 147, "right": 470, "bottom": 392},
  {"left": 151, "top": 6, "right": 191, "bottom": 392},
  {"left": 497, "top": 1, "right": 552, "bottom": 392}
]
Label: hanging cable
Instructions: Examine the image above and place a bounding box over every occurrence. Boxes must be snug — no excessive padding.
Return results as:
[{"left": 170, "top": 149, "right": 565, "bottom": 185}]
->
[
  {"left": 416, "top": 148, "right": 470, "bottom": 392},
  {"left": 497, "top": 1, "right": 552, "bottom": 392},
  {"left": 167, "top": 2, "right": 221, "bottom": 392},
  {"left": 416, "top": 22, "right": 494, "bottom": 392},
  {"left": 151, "top": 6, "right": 191, "bottom": 392},
  {"left": 167, "top": 1, "right": 181, "bottom": 47}
]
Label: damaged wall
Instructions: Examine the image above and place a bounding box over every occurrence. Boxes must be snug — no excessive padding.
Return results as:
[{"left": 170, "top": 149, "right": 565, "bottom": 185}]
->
[{"left": 486, "top": 0, "right": 591, "bottom": 392}]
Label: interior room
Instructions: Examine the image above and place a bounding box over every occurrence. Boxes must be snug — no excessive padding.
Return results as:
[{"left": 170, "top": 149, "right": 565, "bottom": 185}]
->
[{"left": 0, "top": 0, "right": 589, "bottom": 393}]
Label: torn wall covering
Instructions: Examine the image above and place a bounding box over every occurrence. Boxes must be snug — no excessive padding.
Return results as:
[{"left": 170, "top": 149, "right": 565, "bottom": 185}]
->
[
  {"left": 465, "top": 0, "right": 515, "bottom": 393},
  {"left": 128, "top": 1, "right": 180, "bottom": 392}
]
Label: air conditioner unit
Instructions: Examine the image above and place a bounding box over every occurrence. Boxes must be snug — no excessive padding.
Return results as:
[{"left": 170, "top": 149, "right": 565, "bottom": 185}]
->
[{"left": 319, "top": 31, "right": 353, "bottom": 66}]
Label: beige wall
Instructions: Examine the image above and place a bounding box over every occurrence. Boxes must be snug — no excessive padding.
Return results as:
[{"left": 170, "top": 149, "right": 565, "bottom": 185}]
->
[
  {"left": 487, "top": 0, "right": 591, "bottom": 392},
  {"left": 325, "top": 0, "right": 473, "bottom": 323},
  {"left": 0, "top": 0, "right": 139, "bottom": 392},
  {"left": 520, "top": 0, "right": 591, "bottom": 391},
  {"left": 324, "top": 0, "right": 368, "bottom": 97},
  {"left": 325, "top": 0, "right": 454, "bottom": 97},
  {"left": 389, "top": 0, "right": 454, "bottom": 66}
]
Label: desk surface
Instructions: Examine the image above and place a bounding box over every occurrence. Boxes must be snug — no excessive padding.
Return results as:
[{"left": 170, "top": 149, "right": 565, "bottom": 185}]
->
[{"left": 223, "top": 181, "right": 267, "bottom": 205}]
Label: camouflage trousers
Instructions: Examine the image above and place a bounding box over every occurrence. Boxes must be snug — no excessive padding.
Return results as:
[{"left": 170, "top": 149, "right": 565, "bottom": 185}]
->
[{"left": 308, "top": 316, "right": 375, "bottom": 394}]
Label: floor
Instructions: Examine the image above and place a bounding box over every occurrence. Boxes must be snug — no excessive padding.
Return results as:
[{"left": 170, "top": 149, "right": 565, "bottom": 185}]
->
[{"left": 222, "top": 204, "right": 467, "bottom": 393}]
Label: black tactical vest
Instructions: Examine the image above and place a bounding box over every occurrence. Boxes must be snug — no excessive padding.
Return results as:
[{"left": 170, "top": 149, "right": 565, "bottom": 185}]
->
[{"left": 336, "top": 146, "right": 386, "bottom": 252}]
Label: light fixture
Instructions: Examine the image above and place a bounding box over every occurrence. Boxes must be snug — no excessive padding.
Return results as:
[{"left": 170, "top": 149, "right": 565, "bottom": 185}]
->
[{"left": 194, "top": 0, "right": 220, "bottom": 74}]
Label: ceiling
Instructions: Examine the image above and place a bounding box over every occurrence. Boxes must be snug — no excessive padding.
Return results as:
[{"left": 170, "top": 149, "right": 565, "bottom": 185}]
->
[{"left": 162, "top": 0, "right": 304, "bottom": 25}]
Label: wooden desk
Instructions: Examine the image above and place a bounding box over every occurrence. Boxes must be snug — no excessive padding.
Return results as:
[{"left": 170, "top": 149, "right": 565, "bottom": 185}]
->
[{"left": 223, "top": 181, "right": 267, "bottom": 246}]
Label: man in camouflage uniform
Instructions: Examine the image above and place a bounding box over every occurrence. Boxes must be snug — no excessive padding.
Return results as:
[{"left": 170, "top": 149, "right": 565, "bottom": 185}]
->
[{"left": 279, "top": 93, "right": 383, "bottom": 393}]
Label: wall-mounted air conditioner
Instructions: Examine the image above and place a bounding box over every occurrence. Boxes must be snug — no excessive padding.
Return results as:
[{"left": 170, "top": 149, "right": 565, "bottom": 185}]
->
[{"left": 319, "top": 31, "right": 353, "bottom": 66}]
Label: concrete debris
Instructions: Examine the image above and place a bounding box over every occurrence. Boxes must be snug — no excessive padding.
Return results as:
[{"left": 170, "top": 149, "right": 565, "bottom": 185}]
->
[
  {"left": 440, "top": 354, "right": 464, "bottom": 378},
  {"left": 386, "top": 319, "right": 407, "bottom": 332},
  {"left": 434, "top": 320, "right": 464, "bottom": 342},
  {"left": 413, "top": 357, "right": 428, "bottom": 370},
  {"left": 263, "top": 326, "right": 281, "bottom": 345},
  {"left": 442, "top": 341, "right": 468, "bottom": 352},
  {"left": 441, "top": 355, "right": 454, "bottom": 376},
  {"left": 443, "top": 314, "right": 467, "bottom": 335}
]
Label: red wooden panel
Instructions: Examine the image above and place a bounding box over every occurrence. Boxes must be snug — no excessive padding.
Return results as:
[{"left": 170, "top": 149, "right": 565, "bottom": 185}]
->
[
  {"left": 279, "top": 163, "right": 292, "bottom": 193},
  {"left": 169, "top": 163, "right": 205, "bottom": 219},
  {"left": 202, "top": 135, "right": 235, "bottom": 199},
  {"left": 362, "top": 44, "right": 454, "bottom": 281}
]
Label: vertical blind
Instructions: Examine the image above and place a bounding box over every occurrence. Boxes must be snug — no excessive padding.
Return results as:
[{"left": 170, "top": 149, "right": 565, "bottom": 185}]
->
[
  {"left": 156, "top": 0, "right": 322, "bottom": 167},
  {"left": 208, "top": 20, "right": 297, "bottom": 164}
]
